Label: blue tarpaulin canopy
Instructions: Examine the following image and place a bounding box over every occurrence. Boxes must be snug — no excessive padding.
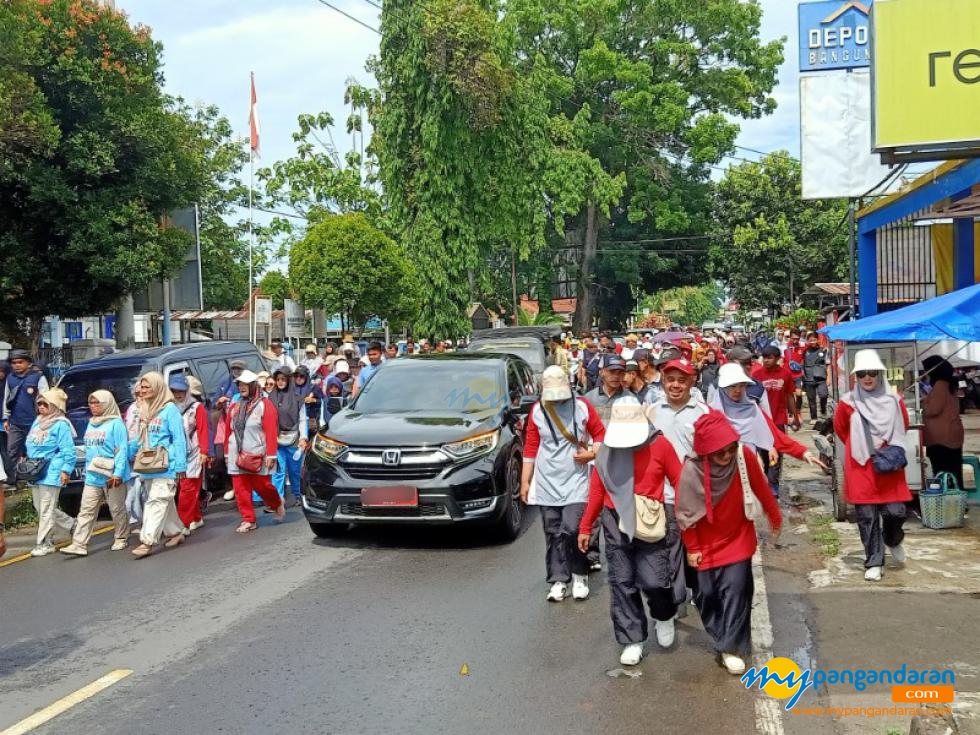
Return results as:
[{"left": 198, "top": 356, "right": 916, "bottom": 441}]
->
[{"left": 820, "top": 283, "right": 980, "bottom": 343}]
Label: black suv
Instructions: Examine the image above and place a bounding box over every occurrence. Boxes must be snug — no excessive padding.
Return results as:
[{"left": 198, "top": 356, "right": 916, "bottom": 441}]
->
[{"left": 301, "top": 353, "right": 537, "bottom": 541}]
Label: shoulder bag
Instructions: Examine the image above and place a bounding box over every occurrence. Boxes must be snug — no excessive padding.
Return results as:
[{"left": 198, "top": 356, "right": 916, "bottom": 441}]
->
[
  {"left": 133, "top": 419, "right": 169, "bottom": 474},
  {"left": 859, "top": 413, "right": 908, "bottom": 474},
  {"left": 629, "top": 495, "right": 667, "bottom": 543},
  {"left": 736, "top": 444, "right": 764, "bottom": 523},
  {"left": 15, "top": 457, "right": 49, "bottom": 484},
  {"left": 234, "top": 400, "right": 265, "bottom": 473},
  {"left": 541, "top": 399, "right": 587, "bottom": 450}
]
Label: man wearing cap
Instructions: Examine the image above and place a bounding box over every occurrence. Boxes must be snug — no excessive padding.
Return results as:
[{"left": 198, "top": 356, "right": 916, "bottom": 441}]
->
[
  {"left": 302, "top": 344, "right": 323, "bottom": 376},
  {"left": 269, "top": 339, "right": 296, "bottom": 370},
  {"left": 521, "top": 366, "right": 606, "bottom": 602},
  {"left": 584, "top": 354, "right": 633, "bottom": 426},
  {"left": 567, "top": 340, "right": 584, "bottom": 393},
  {"left": 634, "top": 348, "right": 662, "bottom": 404},
  {"left": 3, "top": 349, "right": 49, "bottom": 474},
  {"left": 802, "top": 332, "right": 829, "bottom": 423},
  {"left": 214, "top": 359, "right": 247, "bottom": 406}
]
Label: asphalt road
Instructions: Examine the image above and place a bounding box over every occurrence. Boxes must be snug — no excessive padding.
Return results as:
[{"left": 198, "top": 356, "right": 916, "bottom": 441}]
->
[{"left": 0, "top": 502, "right": 762, "bottom": 735}]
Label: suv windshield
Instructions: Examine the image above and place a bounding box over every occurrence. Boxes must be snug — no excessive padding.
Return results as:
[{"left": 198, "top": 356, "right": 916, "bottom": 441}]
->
[
  {"left": 353, "top": 361, "right": 506, "bottom": 414},
  {"left": 59, "top": 365, "right": 142, "bottom": 413},
  {"left": 467, "top": 339, "right": 544, "bottom": 372}
]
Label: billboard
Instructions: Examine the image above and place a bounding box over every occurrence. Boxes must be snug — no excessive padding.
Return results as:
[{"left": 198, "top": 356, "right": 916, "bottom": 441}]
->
[
  {"left": 872, "top": 0, "right": 980, "bottom": 157},
  {"left": 254, "top": 298, "right": 272, "bottom": 325},
  {"left": 800, "top": 70, "right": 893, "bottom": 199},
  {"left": 799, "top": 1, "right": 873, "bottom": 72},
  {"left": 284, "top": 299, "right": 306, "bottom": 338},
  {"left": 132, "top": 206, "right": 203, "bottom": 312}
]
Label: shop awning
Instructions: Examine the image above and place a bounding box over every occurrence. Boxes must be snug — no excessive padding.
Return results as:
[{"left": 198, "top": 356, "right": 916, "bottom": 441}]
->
[{"left": 820, "top": 282, "right": 980, "bottom": 342}]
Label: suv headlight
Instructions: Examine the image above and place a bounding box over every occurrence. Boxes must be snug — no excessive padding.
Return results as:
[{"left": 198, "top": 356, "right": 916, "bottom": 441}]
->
[
  {"left": 311, "top": 434, "right": 348, "bottom": 462},
  {"left": 442, "top": 429, "right": 499, "bottom": 460}
]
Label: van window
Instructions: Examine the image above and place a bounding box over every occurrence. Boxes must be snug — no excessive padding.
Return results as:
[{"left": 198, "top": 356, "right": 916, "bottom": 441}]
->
[
  {"left": 243, "top": 354, "right": 265, "bottom": 373},
  {"left": 195, "top": 359, "right": 229, "bottom": 399}
]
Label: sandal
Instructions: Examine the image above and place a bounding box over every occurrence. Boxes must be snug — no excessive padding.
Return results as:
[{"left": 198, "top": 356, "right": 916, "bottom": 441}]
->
[
  {"left": 164, "top": 533, "right": 184, "bottom": 549},
  {"left": 275, "top": 502, "right": 286, "bottom": 521},
  {"left": 236, "top": 522, "right": 257, "bottom": 534},
  {"left": 132, "top": 544, "right": 153, "bottom": 559}
]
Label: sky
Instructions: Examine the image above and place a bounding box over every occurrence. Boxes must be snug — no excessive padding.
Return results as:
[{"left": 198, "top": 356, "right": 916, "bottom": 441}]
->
[{"left": 117, "top": 0, "right": 804, "bottom": 177}]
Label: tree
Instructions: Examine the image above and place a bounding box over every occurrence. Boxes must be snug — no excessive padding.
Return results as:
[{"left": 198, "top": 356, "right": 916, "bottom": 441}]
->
[
  {"left": 373, "top": 0, "right": 551, "bottom": 338},
  {"left": 289, "top": 213, "right": 418, "bottom": 333},
  {"left": 0, "top": 0, "right": 203, "bottom": 346},
  {"left": 641, "top": 283, "right": 724, "bottom": 327},
  {"left": 506, "top": 0, "right": 785, "bottom": 331},
  {"left": 258, "top": 271, "right": 291, "bottom": 310},
  {"left": 708, "top": 153, "right": 848, "bottom": 310}
]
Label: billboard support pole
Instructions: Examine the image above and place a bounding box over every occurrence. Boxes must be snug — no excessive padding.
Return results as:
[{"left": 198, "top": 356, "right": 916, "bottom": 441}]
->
[
  {"left": 162, "top": 278, "right": 172, "bottom": 346},
  {"left": 848, "top": 198, "right": 857, "bottom": 320}
]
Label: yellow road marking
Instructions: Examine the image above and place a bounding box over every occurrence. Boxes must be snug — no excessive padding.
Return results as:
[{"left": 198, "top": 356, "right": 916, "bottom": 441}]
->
[
  {"left": 0, "top": 669, "right": 132, "bottom": 735},
  {"left": 0, "top": 525, "right": 114, "bottom": 569}
]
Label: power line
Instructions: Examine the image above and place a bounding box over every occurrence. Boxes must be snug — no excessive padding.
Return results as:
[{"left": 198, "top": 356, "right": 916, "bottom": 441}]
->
[
  {"left": 359, "top": 0, "right": 382, "bottom": 9},
  {"left": 314, "top": 0, "right": 380, "bottom": 34}
]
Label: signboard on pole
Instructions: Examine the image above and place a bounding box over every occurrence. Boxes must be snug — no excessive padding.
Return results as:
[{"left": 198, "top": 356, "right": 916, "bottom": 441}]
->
[
  {"left": 872, "top": 0, "right": 980, "bottom": 159},
  {"left": 798, "top": 1, "right": 872, "bottom": 73},
  {"left": 132, "top": 206, "right": 204, "bottom": 312},
  {"left": 284, "top": 299, "right": 305, "bottom": 338},
  {"left": 254, "top": 298, "right": 272, "bottom": 325}
]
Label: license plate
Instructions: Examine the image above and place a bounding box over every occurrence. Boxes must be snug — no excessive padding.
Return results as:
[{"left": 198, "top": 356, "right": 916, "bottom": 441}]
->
[{"left": 360, "top": 486, "right": 418, "bottom": 508}]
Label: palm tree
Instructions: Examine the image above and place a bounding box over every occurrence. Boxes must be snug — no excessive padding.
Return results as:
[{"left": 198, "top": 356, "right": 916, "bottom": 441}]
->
[{"left": 517, "top": 306, "right": 563, "bottom": 326}]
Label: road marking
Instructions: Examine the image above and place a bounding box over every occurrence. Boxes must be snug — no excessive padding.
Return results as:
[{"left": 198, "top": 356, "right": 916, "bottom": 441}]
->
[
  {"left": 0, "top": 669, "right": 132, "bottom": 735},
  {"left": 0, "top": 525, "right": 114, "bottom": 569},
  {"left": 751, "top": 550, "right": 786, "bottom": 735}
]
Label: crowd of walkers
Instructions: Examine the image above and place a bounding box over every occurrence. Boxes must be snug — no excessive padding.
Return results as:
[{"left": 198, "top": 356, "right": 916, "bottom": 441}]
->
[{"left": 523, "top": 335, "right": 917, "bottom": 674}]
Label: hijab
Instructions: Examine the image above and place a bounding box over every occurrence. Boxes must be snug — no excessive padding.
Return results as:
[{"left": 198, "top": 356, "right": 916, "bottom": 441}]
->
[
  {"left": 232, "top": 378, "right": 262, "bottom": 438},
  {"left": 843, "top": 378, "right": 906, "bottom": 466},
  {"left": 138, "top": 371, "right": 174, "bottom": 428},
  {"left": 711, "top": 386, "right": 774, "bottom": 451},
  {"left": 36, "top": 388, "right": 70, "bottom": 432},
  {"left": 271, "top": 372, "right": 302, "bottom": 432},
  {"left": 593, "top": 424, "right": 658, "bottom": 541},
  {"left": 675, "top": 410, "right": 740, "bottom": 531},
  {"left": 293, "top": 366, "right": 315, "bottom": 399},
  {"left": 88, "top": 390, "right": 122, "bottom": 426}
]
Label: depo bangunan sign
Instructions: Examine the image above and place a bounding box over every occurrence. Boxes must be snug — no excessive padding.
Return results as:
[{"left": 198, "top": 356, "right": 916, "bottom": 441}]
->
[
  {"left": 872, "top": 0, "right": 980, "bottom": 158},
  {"left": 799, "top": 1, "right": 872, "bottom": 72}
]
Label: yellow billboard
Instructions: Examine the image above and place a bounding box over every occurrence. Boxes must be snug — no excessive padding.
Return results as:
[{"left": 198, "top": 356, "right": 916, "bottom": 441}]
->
[{"left": 872, "top": 0, "right": 980, "bottom": 152}]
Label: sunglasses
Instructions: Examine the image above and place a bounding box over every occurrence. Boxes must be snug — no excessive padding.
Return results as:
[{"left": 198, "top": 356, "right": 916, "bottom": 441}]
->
[
  {"left": 36, "top": 401, "right": 49, "bottom": 408},
  {"left": 855, "top": 370, "right": 880, "bottom": 379}
]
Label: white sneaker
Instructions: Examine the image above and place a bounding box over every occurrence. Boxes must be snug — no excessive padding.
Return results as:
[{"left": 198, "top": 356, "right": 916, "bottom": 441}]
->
[
  {"left": 655, "top": 618, "right": 676, "bottom": 648},
  {"left": 110, "top": 539, "right": 128, "bottom": 551},
  {"left": 571, "top": 574, "right": 590, "bottom": 600},
  {"left": 30, "top": 543, "right": 56, "bottom": 557},
  {"left": 182, "top": 527, "right": 191, "bottom": 537},
  {"left": 546, "top": 582, "right": 568, "bottom": 602},
  {"left": 864, "top": 566, "right": 883, "bottom": 582},
  {"left": 189, "top": 519, "right": 205, "bottom": 531},
  {"left": 889, "top": 544, "right": 906, "bottom": 563},
  {"left": 223, "top": 490, "right": 235, "bottom": 501},
  {"left": 721, "top": 653, "right": 746, "bottom": 675},
  {"left": 59, "top": 543, "right": 88, "bottom": 557},
  {"left": 620, "top": 643, "right": 643, "bottom": 666}
]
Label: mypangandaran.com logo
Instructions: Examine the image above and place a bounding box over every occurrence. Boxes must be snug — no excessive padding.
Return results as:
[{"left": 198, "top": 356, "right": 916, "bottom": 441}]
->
[{"left": 742, "top": 657, "right": 955, "bottom": 710}]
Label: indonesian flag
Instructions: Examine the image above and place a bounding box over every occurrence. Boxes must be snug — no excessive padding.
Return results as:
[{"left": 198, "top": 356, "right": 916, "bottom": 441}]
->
[{"left": 249, "top": 72, "right": 260, "bottom": 157}]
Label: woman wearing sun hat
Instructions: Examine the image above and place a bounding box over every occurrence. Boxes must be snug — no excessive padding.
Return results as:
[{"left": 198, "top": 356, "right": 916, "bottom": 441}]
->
[
  {"left": 834, "top": 349, "right": 911, "bottom": 582},
  {"left": 24, "top": 388, "right": 77, "bottom": 557},
  {"left": 675, "top": 410, "right": 782, "bottom": 675},
  {"left": 578, "top": 395, "right": 684, "bottom": 666},
  {"left": 520, "top": 366, "right": 605, "bottom": 602}
]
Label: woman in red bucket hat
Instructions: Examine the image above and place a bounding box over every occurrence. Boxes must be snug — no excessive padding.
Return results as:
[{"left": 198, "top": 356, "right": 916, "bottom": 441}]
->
[{"left": 675, "top": 410, "right": 782, "bottom": 676}]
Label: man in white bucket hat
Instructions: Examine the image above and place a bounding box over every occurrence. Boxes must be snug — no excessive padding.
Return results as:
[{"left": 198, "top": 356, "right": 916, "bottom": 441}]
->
[{"left": 521, "top": 366, "right": 606, "bottom": 602}]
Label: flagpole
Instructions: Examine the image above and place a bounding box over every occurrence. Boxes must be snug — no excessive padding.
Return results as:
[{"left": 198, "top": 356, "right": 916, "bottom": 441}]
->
[{"left": 248, "top": 71, "right": 255, "bottom": 345}]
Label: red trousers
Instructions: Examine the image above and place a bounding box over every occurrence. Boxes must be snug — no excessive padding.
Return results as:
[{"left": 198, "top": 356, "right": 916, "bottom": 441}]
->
[
  {"left": 177, "top": 477, "right": 203, "bottom": 527},
  {"left": 232, "top": 474, "right": 282, "bottom": 523}
]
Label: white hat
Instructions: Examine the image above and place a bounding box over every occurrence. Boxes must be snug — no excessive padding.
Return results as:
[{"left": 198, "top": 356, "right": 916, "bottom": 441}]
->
[
  {"left": 236, "top": 369, "right": 259, "bottom": 384},
  {"left": 718, "top": 363, "right": 753, "bottom": 389},
  {"left": 305, "top": 343, "right": 318, "bottom": 354},
  {"left": 851, "top": 349, "right": 887, "bottom": 374},
  {"left": 604, "top": 396, "right": 651, "bottom": 449},
  {"left": 334, "top": 359, "right": 351, "bottom": 375},
  {"left": 541, "top": 365, "right": 572, "bottom": 402}
]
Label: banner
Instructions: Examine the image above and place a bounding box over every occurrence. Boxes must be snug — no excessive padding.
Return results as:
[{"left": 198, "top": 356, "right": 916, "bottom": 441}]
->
[
  {"left": 872, "top": 0, "right": 980, "bottom": 154},
  {"left": 284, "top": 299, "right": 305, "bottom": 338}
]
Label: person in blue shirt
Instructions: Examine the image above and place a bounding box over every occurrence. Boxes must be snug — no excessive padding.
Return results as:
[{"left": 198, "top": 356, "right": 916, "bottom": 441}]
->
[
  {"left": 61, "top": 390, "right": 131, "bottom": 557},
  {"left": 129, "top": 371, "right": 188, "bottom": 559},
  {"left": 24, "top": 388, "right": 76, "bottom": 557},
  {"left": 352, "top": 341, "right": 385, "bottom": 398}
]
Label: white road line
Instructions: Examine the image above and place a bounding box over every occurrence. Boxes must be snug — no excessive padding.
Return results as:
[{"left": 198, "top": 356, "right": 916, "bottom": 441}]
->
[
  {"left": 751, "top": 550, "right": 786, "bottom": 735},
  {"left": 0, "top": 669, "right": 133, "bottom": 735}
]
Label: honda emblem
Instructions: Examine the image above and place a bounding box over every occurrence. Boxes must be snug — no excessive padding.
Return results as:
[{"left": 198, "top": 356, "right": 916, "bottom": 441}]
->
[{"left": 381, "top": 449, "right": 401, "bottom": 466}]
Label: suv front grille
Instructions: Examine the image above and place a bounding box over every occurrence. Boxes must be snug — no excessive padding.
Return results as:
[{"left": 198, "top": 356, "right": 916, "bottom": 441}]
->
[
  {"left": 345, "top": 465, "right": 444, "bottom": 481},
  {"left": 340, "top": 448, "right": 449, "bottom": 482},
  {"left": 339, "top": 503, "right": 447, "bottom": 518}
]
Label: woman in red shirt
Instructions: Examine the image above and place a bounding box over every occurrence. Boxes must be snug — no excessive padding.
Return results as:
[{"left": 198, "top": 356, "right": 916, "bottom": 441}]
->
[
  {"left": 577, "top": 396, "right": 683, "bottom": 667},
  {"left": 676, "top": 410, "right": 782, "bottom": 675},
  {"left": 834, "top": 349, "right": 911, "bottom": 582}
]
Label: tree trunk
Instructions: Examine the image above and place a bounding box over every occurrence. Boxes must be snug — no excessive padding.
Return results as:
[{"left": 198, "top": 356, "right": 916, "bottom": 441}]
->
[
  {"left": 29, "top": 317, "right": 42, "bottom": 358},
  {"left": 511, "top": 248, "right": 519, "bottom": 326},
  {"left": 572, "top": 201, "right": 598, "bottom": 334}
]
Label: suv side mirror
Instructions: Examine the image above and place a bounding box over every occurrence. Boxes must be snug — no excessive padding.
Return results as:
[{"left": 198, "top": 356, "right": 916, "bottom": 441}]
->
[{"left": 515, "top": 395, "right": 537, "bottom": 416}]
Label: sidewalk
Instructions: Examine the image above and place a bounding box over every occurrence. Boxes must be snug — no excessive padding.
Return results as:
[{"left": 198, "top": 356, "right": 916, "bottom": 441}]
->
[{"left": 781, "top": 429, "right": 980, "bottom": 735}]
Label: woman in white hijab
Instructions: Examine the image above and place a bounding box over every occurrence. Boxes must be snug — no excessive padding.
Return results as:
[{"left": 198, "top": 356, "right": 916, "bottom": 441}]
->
[
  {"left": 834, "top": 349, "right": 912, "bottom": 582},
  {"left": 711, "top": 364, "right": 821, "bottom": 496},
  {"left": 61, "top": 391, "right": 131, "bottom": 556}
]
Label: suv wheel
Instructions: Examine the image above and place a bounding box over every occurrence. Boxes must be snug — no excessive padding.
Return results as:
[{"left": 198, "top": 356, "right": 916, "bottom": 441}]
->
[{"left": 493, "top": 455, "right": 524, "bottom": 542}]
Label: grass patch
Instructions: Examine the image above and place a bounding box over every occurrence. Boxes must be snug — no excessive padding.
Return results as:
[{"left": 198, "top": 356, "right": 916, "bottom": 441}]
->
[
  {"left": 5, "top": 492, "right": 38, "bottom": 529},
  {"left": 809, "top": 513, "right": 840, "bottom": 558},
  {"left": 884, "top": 728, "right": 904, "bottom": 735}
]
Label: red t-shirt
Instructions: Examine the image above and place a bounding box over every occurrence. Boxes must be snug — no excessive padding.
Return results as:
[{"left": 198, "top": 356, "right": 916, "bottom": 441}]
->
[
  {"left": 784, "top": 345, "right": 805, "bottom": 379},
  {"left": 751, "top": 363, "right": 798, "bottom": 426}
]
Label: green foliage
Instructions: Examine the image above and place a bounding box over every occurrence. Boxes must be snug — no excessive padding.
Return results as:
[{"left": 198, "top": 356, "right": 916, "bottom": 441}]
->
[
  {"left": 708, "top": 153, "right": 848, "bottom": 310},
  {"left": 642, "top": 284, "right": 724, "bottom": 327},
  {"left": 774, "top": 308, "right": 822, "bottom": 333},
  {"left": 517, "top": 306, "right": 563, "bottom": 326},
  {"left": 0, "top": 0, "right": 203, "bottom": 340},
  {"left": 258, "top": 271, "right": 291, "bottom": 310},
  {"left": 289, "top": 213, "right": 418, "bottom": 333}
]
